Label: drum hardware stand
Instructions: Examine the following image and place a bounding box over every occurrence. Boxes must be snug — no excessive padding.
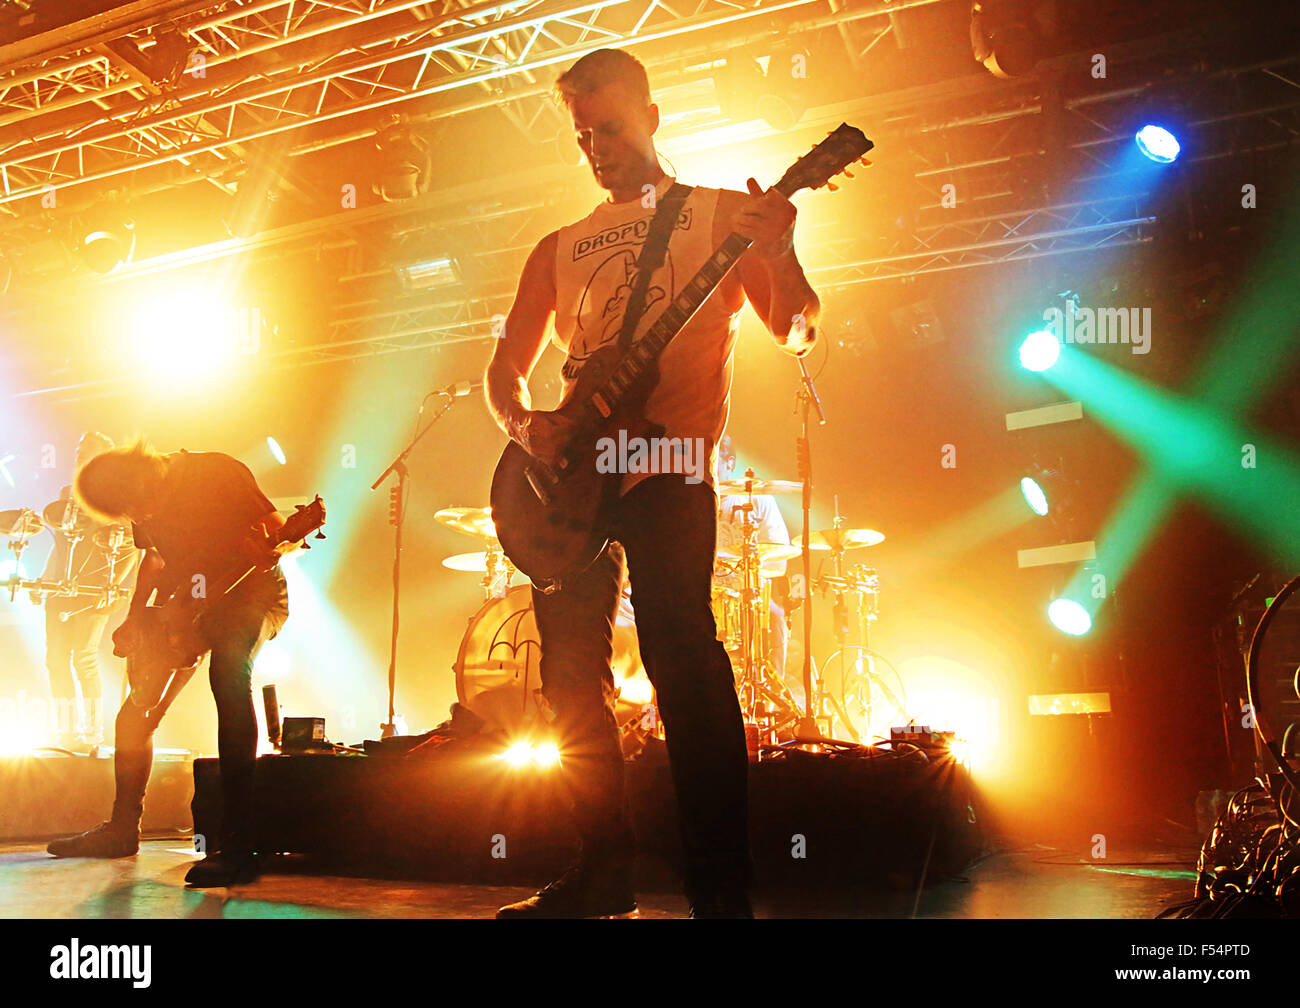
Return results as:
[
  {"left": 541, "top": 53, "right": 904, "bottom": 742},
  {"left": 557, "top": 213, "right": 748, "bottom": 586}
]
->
[
  {"left": 371, "top": 390, "right": 465, "bottom": 739},
  {"left": 481, "top": 544, "right": 516, "bottom": 600},
  {"left": 795, "top": 354, "right": 829, "bottom": 740},
  {"left": 4, "top": 508, "right": 41, "bottom": 601},
  {"left": 728, "top": 469, "right": 794, "bottom": 750},
  {"left": 819, "top": 560, "right": 888, "bottom": 740},
  {"left": 730, "top": 470, "right": 762, "bottom": 729}
]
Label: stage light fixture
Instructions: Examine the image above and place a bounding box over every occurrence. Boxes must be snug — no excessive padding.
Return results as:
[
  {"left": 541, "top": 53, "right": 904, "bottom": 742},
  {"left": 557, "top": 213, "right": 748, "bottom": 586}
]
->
[
  {"left": 713, "top": 52, "right": 810, "bottom": 129},
  {"left": 1020, "top": 476, "right": 1049, "bottom": 516},
  {"left": 373, "top": 120, "right": 431, "bottom": 202},
  {"left": 130, "top": 286, "right": 242, "bottom": 384},
  {"left": 1018, "top": 329, "right": 1060, "bottom": 372},
  {"left": 499, "top": 740, "right": 561, "bottom": 767},
  {"left": 1135, "top": 124, "right": 1181, "bottom": 164},
  {"left": 0, "top": 725, "right": 39, "bottom": 757},
  {"left": 77, "top": 205, "right": 135, "bottom": 275},
  {"left": 266, "top": 436, "right": 287, "bottom": 465},
  {"left": 970, "top": 1, "right": 1038, "bottom": 79},
  {"left": 1047, "top": 598, "right": 1091, "bottom": 636},
  {"left": 397, "top": 256, "right": 461, "bottom": 292}
]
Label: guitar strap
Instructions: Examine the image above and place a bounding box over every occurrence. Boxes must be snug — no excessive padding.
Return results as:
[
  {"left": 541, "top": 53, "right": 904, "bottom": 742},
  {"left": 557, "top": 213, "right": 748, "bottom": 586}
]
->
[{"left": 617, "top": 182, "right": 693, "bottom": 350}]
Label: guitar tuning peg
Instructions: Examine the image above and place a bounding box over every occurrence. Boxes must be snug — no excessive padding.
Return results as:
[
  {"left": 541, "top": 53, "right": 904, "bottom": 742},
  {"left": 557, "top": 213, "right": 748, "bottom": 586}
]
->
[
  {"left": 301, "top": 541, "right": 311, "bottom": 550},
  {"left": 315, "top": 531, "right": 326, "bottom": 539},
  {"left": 842, "top": 169, "right": 855, "bottom": 179},
  {"left": 826, "top": 181, "right": 839, "bottom": 192},
  {"left": 858, "top": 157, "right": 872, "bottom": 166}
]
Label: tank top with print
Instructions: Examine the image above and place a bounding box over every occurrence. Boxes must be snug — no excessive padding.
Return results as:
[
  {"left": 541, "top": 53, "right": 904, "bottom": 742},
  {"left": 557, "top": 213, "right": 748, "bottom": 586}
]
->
[{"left": 551, "top": 175, "right": 741, "bottom": 493}]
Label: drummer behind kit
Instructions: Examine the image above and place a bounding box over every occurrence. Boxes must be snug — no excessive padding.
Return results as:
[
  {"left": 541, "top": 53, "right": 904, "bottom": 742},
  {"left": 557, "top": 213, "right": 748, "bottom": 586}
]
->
[
  {"left": 438, "top": 475, "right": 898, "bottom": 752},
  {"left": 1, "top": 436, "right": 139, "bottom": 748}
]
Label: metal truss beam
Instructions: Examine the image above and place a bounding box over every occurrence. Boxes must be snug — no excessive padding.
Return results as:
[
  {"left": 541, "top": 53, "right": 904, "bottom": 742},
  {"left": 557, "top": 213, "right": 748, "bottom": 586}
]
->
[{"left": 1, "top": 0, "right": 947, "bottom": 207}]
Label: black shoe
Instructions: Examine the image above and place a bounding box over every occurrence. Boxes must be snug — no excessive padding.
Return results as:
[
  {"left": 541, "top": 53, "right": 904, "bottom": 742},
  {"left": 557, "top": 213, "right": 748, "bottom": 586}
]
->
[
  {"left": 47, "top": 821, "right": 139, "bottom": 859},
  {"left": 496, "top": 863, "right": 638, "bottom": 919},
  {"left": 185, "top": 852, "right": 260, "bottom": 888},
  {"left": 688, "top": 892, "right": 754, "bottom": 918}
]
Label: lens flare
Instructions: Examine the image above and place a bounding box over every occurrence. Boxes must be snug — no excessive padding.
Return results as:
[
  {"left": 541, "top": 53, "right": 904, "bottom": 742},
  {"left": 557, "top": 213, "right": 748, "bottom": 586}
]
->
[
  {"left": 1048, "top": 598, "right": 1092, "bottom": 636},
  {"left": 1018, "top": 330, "right": 1060, "bottom": 372}
]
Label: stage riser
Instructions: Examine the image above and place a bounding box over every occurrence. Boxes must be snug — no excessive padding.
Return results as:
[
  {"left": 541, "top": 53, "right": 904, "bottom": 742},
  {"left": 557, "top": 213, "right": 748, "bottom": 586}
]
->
[
  {"left": 0, "top": 757, "right": 194, "bottom": 841},
  {"left": 193, "top": 750, "right": 981, "bottom": 888}
]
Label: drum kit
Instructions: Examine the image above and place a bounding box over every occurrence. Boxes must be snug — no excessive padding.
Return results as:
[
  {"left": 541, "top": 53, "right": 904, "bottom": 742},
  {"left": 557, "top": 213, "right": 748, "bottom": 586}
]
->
[
  {"left": 438, "top": 469, "right": 896, "bottom": 750},
  {"left": 0, "top": 497, "right": 132, "bottom": 612}
]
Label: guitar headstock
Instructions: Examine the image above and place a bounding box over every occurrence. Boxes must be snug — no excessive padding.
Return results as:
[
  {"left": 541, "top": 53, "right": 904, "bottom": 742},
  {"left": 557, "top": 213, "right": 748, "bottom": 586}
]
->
[
  {"left": 772, "top": 123, "right": 873, "bottom": 198},
  {"left": 277, "top": 495, "right": 326, "bottom": 550}
]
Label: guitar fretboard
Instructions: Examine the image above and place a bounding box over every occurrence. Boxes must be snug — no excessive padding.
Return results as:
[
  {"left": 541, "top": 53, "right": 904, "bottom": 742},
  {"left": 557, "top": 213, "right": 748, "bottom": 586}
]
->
[{"left": 587, "top": 231, "right": 753, "bottom": 420}]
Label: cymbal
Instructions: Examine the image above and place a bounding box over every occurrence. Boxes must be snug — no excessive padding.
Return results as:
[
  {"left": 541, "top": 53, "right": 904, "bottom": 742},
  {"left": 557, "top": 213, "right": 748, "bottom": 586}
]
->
[
  {"left": 43, "top": 499, "right": 91, "bottom": 533},
  {"left": 442, "top": 551, "right": 492, "bottom": 572},
  {"left": 794, "top": 527, "right": 886, "bottom": 551},
  {"left": 717, "top": 478, "right": 803, "bottom": 496},
  {"left": 0, "top": 508, "right": 44, "bottom": 540},
  {"left": 715, "top": 542, "right": 803, "bottom": 566},
  {"left": 93, "top": 527, "right": 135, "bottom": 554},
  {"left": 434, "top": 506, "right": 497, "bottom": 539}
]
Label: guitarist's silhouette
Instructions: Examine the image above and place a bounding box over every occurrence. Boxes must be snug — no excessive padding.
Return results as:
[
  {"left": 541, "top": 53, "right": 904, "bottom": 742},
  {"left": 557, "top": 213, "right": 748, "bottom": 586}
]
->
[
  {"left": 484, "top": 47, "right": 856, "bottom": 920},
  {"left": 46, "top": 443, "right": 324, "bottom": 890}
]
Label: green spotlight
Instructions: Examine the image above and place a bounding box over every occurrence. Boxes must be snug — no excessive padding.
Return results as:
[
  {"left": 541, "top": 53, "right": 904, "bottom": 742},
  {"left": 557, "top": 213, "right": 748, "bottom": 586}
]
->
[
  {"left": 1048, "top": 598, "right": 1092, "bottom": 636},
  {"left": 1020, "top": 476, "right": 1049, "bottom": 516},
  {"left": 1019, "top": 330, "right": 1060, "bottom": 372}
]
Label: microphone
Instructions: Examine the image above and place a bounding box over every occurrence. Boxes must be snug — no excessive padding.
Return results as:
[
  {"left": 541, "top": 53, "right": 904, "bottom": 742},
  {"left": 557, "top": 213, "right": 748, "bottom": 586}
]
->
[{"left": 435, "top": 380, "right": 483, "bottom": 398}]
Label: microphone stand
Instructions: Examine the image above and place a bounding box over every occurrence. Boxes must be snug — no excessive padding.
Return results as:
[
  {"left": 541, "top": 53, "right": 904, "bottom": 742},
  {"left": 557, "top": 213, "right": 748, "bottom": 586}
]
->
[
  {"left": 370, "top": 391, "right": 464, "bottom": 739},
  {"left": 795, "top": 354, "right": 826, "bottom": 739}
]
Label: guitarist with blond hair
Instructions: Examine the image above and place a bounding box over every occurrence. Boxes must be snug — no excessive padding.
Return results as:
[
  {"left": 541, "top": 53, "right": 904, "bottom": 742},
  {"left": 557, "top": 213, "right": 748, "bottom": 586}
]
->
[
  {"left": 46, "top": 441, "right": 298, "bottom": 888},
  {"left": 486, "top": 47, "right": 821, "bottom": 918}
]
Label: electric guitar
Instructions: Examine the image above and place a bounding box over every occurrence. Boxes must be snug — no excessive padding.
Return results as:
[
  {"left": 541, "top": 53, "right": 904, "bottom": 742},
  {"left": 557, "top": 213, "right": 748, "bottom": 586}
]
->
[
  {"left": 491, "top": 124, "right": 873, "bottom": 589},
  {"left": 115, "top": 496, "right": 326, "bottom": 708}
]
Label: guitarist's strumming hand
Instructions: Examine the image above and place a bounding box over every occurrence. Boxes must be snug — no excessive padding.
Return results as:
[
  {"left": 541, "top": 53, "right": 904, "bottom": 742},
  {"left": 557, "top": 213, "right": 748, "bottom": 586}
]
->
[{"left": 512, "top": 410, "right": 576, "bottom": 469}]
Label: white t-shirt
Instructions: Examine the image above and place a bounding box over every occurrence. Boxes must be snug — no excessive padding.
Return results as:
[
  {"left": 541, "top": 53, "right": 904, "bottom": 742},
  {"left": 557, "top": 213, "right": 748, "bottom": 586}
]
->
[
  {"left": 717, "top": 493, "right": 790, "bottom": 580},
  {"left": 551, "top": 176, "right": 743, "bottom": 495}
]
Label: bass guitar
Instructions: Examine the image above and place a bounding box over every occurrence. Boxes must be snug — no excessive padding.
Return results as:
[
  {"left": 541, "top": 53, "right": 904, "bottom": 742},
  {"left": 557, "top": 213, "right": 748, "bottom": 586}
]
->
[{"left": 114, "top": 496, "right": 326, "bottom": 708}]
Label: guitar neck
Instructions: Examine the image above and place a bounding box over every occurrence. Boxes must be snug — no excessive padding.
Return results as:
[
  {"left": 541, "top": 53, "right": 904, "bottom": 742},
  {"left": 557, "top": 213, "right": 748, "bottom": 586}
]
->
[{"left": 588, "top": 231, "right": 753, "bottom": 419}]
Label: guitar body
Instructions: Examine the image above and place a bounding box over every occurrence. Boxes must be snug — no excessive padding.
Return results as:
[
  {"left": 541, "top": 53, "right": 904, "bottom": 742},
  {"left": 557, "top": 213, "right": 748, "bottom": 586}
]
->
[
  {"left": 118, "top": 605, "right": 204, "bottom": 709},
  {"left": 114, "top": 496, "right": 327, "bottom": 704},
  {"left": 491, "top": 343, "right": 659, "bottom": 588}
]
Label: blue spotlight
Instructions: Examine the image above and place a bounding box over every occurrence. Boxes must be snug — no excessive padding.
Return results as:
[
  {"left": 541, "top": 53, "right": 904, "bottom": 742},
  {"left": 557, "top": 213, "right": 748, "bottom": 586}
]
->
[
  {"left": 1018, "top": 330, "right": 1060, "bottom": 372},
  {"left": 1048, "top": 598, "right": 1092, "bottom": 636},
  {"left": 1135, "top": 125, "right": 1180, "bottom": 164}
]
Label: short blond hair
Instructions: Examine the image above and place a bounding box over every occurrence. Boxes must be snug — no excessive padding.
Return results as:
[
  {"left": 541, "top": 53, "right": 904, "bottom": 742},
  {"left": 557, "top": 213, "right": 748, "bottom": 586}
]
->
[
  {"left": 74, "top": 439, "right": 164, "bottom": 522},
  {"left": 554, "top": 48, "right": 651, "bottom": 110}
]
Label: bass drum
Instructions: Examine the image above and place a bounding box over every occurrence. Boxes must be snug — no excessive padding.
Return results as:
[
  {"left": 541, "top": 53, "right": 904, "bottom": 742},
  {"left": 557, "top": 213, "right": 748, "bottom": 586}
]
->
[{"left": 453, "top": 583, "right": 653, "bottom": 738}]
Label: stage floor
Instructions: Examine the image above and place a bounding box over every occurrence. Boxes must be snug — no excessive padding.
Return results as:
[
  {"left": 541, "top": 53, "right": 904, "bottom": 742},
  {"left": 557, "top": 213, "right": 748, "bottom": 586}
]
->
[{"left": 0, "top": 837, "right": 1197, "bottom": 919}]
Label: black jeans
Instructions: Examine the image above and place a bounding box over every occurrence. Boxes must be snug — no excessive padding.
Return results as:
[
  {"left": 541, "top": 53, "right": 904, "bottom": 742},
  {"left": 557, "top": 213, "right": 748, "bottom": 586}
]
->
[
  {"left": 111, "top": 570, "right": 288, "bottom": 854},
  {"left": 532, "top": 474, "right": 750, "bottom": 900}
]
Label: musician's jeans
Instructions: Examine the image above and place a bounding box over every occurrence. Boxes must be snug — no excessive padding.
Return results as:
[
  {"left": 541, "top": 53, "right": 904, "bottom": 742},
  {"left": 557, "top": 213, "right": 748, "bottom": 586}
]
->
[
  {"left": 531, "top": 474, "right": 750, "bottom": 901},
  {"left": 45, "top": 606, "right": 111, "bottom": 738},
  {"left": 110, "top": 571, "right": 288, "bottom": 855}
]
